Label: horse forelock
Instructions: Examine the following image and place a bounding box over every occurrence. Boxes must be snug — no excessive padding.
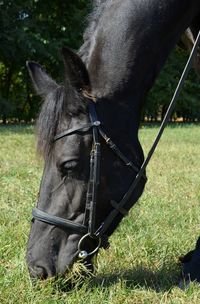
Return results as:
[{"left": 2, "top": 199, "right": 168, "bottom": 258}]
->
[
  {"left": 36, "top": 86, "right": 88, "bottom": 159},
  {"left": 36, "top": 86, "right": 65, "bottom": 158}
]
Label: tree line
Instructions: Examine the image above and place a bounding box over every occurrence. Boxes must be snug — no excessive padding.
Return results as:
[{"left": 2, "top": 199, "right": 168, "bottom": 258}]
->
[
  {"left": 0, "top": 0, "right": 199, "bottom": 124},
  {"left": 146, "top": 48, "right": 200, "bottom": 122},
  {"left": 0, "top": 0, "right": 90, "bottom": 124}
]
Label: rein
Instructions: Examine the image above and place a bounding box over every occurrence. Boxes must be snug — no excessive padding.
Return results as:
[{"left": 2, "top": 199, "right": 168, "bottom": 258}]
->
[{"left": 32, "top": 30, "right": 200, "bottom": 259}]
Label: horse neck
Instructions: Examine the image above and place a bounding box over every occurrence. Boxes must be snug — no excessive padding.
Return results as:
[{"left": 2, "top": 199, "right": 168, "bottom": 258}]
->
[
  {"left": 84, "top": 0, "right": 200, "bottom": 120},
  {"left": 95, "top": 97, "right": 141, "bottom": 137}
]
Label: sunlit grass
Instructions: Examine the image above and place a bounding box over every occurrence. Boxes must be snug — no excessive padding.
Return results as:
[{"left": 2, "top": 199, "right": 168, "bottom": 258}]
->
[{"left": 0, "top": 124, "right": 200, "bottom": 303}]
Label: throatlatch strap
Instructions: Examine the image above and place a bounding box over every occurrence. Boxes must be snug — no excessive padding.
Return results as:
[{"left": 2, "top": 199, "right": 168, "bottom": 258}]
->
[{"left": 110, "top": 200, "right": 128, "bottom": 216}]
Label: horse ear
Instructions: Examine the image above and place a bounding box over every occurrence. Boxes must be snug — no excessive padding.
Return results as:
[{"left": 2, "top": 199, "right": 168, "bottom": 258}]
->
[
  {"left": 26, "top": 61, "right": 58, "bottom": 97},
  {"left": 61, "top": 47, "right": 90, "bottom": 91}
]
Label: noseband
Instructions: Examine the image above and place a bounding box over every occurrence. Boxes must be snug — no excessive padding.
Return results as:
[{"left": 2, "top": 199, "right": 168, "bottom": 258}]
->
[{"left": 32, "top": 101, "right": 146, "bottom": 258}]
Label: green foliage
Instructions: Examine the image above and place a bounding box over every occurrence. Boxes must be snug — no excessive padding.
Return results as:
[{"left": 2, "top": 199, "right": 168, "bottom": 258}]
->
[
  {"left": 146, "top": 48, "right": 200, "bottom": 122},
  {"left": 0, "top": 0, "right": 91, "bottom": 123}
]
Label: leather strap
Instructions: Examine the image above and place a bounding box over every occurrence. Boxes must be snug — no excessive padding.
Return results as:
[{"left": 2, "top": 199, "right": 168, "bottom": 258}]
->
[
  {"left": 110, "top": 200, "right": 128, "bottom": 216},
  {"left": 54, "top": 121, "right": 100, "bottom": 142},
  {"left": 32, "top": 208, "right": 87, "bottom": 234}
]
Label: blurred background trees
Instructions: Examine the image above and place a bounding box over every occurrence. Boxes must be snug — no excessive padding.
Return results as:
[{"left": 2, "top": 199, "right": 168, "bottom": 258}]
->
[
  {"left": 0, "top": 0, "right": 90, "bottom": 123},
  {"left": 145, "top": 48, "right": 200, "bottom": 122},
  {"left": 0, "top": 0, "right": 199, "bottom": 123}
]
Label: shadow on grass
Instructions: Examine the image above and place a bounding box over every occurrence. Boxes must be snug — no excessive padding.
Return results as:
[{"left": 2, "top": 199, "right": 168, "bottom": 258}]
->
[
  {"left": 30, "top": 262, "right": 182, "bottom": 294},
  {"left": 89, "top": 262, "right": 181, "bottom": 292}
]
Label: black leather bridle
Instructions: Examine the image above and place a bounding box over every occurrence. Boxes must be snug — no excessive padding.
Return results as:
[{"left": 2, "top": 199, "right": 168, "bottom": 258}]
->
[
  {"left": 32, "top": 30, "right": 200, "bottom": 259},
  {"left": 32, "top": 101, "right": 146, "bottom": 258}
]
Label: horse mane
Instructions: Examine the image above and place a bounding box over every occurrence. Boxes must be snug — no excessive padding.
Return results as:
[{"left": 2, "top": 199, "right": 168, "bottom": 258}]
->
[{"left": 79, "top": 0, "right": 108, "bottom": 65}]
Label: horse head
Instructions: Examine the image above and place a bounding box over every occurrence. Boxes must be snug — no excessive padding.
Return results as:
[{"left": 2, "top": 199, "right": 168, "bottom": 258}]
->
[{"left": 26, "top": 47, "right": 145, "bottom": 279}]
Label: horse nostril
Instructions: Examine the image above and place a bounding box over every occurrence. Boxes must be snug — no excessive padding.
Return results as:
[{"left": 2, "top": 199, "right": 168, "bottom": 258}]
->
[{"left": 30, "top": 266, "right": 48, "bottom": 279}]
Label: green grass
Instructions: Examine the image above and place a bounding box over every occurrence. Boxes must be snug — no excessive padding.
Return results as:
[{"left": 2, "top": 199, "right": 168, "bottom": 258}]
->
[{"left": 0, "top": 124, "right": 200, "bottom": 303}]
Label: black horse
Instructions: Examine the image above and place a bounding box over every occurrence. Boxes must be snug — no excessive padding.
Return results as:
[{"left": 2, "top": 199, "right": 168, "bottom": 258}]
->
[{"left": 26, "top": 0, "right": 200, "bottom": 283}]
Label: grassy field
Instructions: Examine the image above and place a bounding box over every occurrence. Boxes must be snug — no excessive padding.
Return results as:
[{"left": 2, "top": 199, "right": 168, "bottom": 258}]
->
[{"left": 0, "top": 124, "right": 200, "bottom": 304}]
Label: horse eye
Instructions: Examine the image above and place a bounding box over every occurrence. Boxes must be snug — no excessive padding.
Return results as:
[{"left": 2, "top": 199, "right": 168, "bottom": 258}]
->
[
  {"left": 60, "top": 160, "right": 79, "bottom": 176},
  {"left": 63, "top": 160, "right": 78, "bottom": 170}
]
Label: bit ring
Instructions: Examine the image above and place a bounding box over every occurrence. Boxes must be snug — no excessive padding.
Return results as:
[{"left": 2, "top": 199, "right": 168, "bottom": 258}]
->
[{"left": 78, "top": 233, "right": 101, "bottom": 259}]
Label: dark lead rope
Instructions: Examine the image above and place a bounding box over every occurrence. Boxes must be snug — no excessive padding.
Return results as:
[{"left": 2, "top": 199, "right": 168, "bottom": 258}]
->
[{"left": 141, "top": 30, "right": 200, "bottom": 178}]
